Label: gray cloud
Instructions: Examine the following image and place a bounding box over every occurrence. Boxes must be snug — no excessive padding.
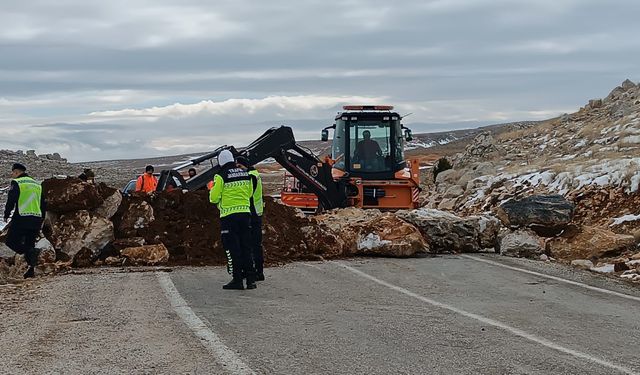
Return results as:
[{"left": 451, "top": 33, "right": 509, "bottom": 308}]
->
[{"left": 0, "top": 0, "right": 639, "bottom": 161}]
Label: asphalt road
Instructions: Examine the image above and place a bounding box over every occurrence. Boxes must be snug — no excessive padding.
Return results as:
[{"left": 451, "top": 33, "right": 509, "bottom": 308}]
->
[
  {"left": 169, "top": 255, "right": 640, "bottom": 375},
  {"left": 2, "top": 254, "right": 640, "bottom": 374}
]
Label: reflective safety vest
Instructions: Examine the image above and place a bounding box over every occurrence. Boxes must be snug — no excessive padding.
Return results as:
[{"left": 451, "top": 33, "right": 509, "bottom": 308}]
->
[
  {"left": 13, "top": 176, "right": 43, "bottom": 218},
  {"left": 209, "top": 167, "right": 253, "bottom": 218},
  {"left": 248, "top": 169, "right": 264, "bottom": 217}
]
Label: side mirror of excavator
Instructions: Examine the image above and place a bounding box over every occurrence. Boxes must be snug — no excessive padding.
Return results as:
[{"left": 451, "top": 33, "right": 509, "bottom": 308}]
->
[
  {"left": 321, "top": 129, "right": 329, "bottom": 141},
  {"left": 404, "top": 128, "right": 413, "bottom": 142}
]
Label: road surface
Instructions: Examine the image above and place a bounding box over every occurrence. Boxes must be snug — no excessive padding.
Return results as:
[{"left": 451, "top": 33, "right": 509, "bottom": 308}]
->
[{"left": 2, "top": 254, "right": 640, "bottom": 374}]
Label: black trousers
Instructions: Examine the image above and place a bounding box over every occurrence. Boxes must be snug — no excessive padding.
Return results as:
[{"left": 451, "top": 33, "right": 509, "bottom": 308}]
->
[
  {"left": 251, "top": 215, "right": 264, "bottom": 274},
  {"left": 6, "top": 222, "right": 40, "bottom": 268},
  {"left": 220, "top": 214, "right": 255, "bottom": 281}
]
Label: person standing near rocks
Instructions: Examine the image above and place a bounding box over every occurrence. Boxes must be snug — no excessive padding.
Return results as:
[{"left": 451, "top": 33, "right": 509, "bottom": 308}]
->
[
  {"left": 3, "top": 163, "right": 46, "bottom": 279},
  {"left": 209, "top": 150, "right": 256, "bottom": 290},
  {"left": 135, "top": 165, "right": 158, "bottom": 194},
  {"left": 236, "top": 156, "right": 265, "bottom": 281}
]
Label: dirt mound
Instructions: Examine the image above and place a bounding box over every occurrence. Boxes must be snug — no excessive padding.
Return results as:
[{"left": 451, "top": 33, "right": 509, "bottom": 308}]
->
[
  {"left": 113, "top": 190, "right": 222, "bottom": 265},
  {"left": 111, "top": 190, "right": 319, "bottom": 266}
]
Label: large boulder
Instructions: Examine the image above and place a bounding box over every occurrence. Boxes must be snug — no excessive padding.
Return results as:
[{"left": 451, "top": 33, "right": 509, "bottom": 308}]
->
[
  {"left": 468, "top": 215, "right": 501, "bottom": 249},
  {"left": 312, "top": 209, "right": 427, "bottom": 257},
  {"left": 353, "top": 214, "right": 427, "bottom": 257},
  {"left": 116, "top": 201, "right": 155, "bottom": 237},
  {"left": 0, "top": 242, "right": 13, "bottom": 259},
  {"left": 456, "top": 132, "right": 503, "bottom": 166},
  {"left": 496, "top": 195, "right": 575, "bottom": 236},
  {"left": 42, "top": 178, "right": 104, "bottom": 213},
  {"left": 397, "top": 208, "right": 488, "bottom": 253},
  {"left": 93, "top": 190, "right": 122, "bottom": 219},
  {"left": 120, "top": 244, "right": 169, "bottom": 265},
  {"left": 49, "top": 210, "right": 114, "bottom": 260},
  {"left": 498, "top": 229, "right": 545, "bottom": 258},
  {"left": 548, "top": 225, "right": 635, "bottom": 261},
  {"left": 35, "top": 237, "right": 56, "bottom": 264},
  {"left": 443, "top": 185, "right": 464, "bottom": 199},
  {"left": 435, "top": 169, "right": 458, "bottom": 184}
]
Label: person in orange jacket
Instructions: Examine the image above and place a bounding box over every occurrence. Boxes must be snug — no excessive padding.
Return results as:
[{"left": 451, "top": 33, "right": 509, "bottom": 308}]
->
[{"left": 135, "top": 165, "right": 158, "bottom": 193}]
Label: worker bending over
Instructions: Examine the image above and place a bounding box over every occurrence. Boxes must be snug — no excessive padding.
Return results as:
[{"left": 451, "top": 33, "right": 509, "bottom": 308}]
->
[{"left": 209, "top": 150, "right": 256, "bottom": 290}]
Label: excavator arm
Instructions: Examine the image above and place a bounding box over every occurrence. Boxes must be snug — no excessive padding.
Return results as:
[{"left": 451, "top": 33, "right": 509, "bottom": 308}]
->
[{"left": 156, "top": 126, "right": 348, "bottom": 210}]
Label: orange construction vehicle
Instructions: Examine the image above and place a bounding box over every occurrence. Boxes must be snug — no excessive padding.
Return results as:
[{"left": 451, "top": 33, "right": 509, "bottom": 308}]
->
[
  {"left": 280, "top": 105, "right": 420, "bottom": 210},
  {"left": 156, "top": 105, "right": 420, "bottom": 211}
]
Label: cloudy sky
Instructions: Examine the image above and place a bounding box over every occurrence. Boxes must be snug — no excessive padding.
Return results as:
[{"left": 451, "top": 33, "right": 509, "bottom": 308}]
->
[{"left": 1, "top": 0, "right": 638, "bottom": 161}]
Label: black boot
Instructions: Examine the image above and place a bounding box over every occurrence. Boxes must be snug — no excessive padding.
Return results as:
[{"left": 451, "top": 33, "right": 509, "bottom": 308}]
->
[
  {"left": 23, "top": 267, "right": 35, "bottom": 279},
  {"left": 255, "top": 273, "right": 265, "bottom": 282},
  {"left": 222, "top": 278, "right": 244, "bottom": 290},
  {"left": 246, "top": 277, "right": 257, "bottom": 290}
]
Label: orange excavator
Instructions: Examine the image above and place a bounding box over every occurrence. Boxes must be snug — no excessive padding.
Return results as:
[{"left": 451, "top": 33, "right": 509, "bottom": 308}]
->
[{"left": 156, "top": 105, "right": 420, "bottom": 211}]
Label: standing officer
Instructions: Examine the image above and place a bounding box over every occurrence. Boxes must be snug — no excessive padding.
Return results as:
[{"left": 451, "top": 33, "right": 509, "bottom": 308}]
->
[
  {"left": 209, "top": 150, "right": 256, "bottom": 290},
  {"left": 3, "top": 163, "right": 46, "bottom": 279},
  {"left": 236, "top": 156, "right": 265, "bottom": 281}
]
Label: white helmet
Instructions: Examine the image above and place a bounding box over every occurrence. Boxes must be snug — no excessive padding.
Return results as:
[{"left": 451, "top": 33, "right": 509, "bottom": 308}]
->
[{"left": 218, "top": 149, "right": 235, "bottom": 167}]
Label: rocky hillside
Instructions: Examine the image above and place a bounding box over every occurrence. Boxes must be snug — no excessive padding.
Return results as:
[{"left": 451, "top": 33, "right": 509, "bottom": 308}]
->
[{"left": 424, "top": 79, "right": 640, "bottom": 280}]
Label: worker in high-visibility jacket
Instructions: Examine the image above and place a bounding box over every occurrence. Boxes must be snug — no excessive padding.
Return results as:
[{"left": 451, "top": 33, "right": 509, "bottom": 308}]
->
[
  {"left": 236, "top": 156, "right": 265, "bottom": 281},
  {"left": 3, "top": 163, "right": 46, "bottom": 279},
  {"left": 135, "top": 165, "right": 157, "bottom": 193},
  {"left": 209, "top": 150, "right": 256, "bottom": 290}
]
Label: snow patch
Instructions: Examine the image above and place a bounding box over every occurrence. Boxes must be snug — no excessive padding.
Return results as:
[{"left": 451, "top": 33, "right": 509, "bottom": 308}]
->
[
  {"left": 610, "top": 214, "right": 640, "bottom": 226},
  {"left": 358, "top": 233, "right": 391, "bottom": 250},
  {"left": 590, "top": 264, "right": 615, "bottom": 273}
]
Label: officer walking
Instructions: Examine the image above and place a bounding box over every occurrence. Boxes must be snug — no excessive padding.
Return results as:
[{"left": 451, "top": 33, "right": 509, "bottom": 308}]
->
[
  {"left": 236, "top": 156, "right": 265, "bottom": 281},
  {"left": 3, "top": 163, "right": 46, "bottom": 279},
  {"left": 209, "top": 150, "right": 256, "bottom": 290}
]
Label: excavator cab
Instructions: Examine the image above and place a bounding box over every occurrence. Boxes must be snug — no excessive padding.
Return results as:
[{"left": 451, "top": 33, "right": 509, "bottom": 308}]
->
[
  {"left": 317, "top": 105, "right": 420, "bottom": 209},
  {"left": 329, "top": 105, "right": 408, "bottom": 179}
]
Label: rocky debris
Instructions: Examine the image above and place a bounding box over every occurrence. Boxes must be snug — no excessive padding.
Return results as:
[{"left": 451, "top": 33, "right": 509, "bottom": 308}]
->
[
  {"left": 94, "top": 190, "right": 122, "bottom": 219},
  {"left": 120, "top": 244, "right": 169, "bottom": 266},
  {"left": 116, "top": 200, "right": 155, "bottom": 237},
  {"left": 548, "top": 225, "right": 635, "bottom": 261},
  {"left": 0, "top": 242, "right": 13, "bottom": 258},
  {"left": 496, "top": 195, "right": 575, "bottom": 236},
  {"left": 49, "top": 210, "right": 114, "bottom": 261},
  {"left": 397, "top": 208, "right": 498, "bottom": 252},
  {"left": 313, "top": 209, "right": 428, "bottom": 257},
  {"left": 497, "top": 229, "right": 545, "bottom": 258},
  {"left": 105, "top": 256, "right": 125, "bottom": 266},
  {"left": 456, "top": 132, "right": 503, "bottom": 167},
  {"left": 42, "top": 178, "right": 105, "bottom": 213},
  {"left": 435, "top": 169, "right": 458, "bottom": 184},
  {"left": 571, "top": 259, "right": 594, "bottom": 269},
  {"left": 111, "top": 237, "right": 146, "bottom": 251},
  {"left": 469, "top": 215, "right": 502, "bottom": 249}
]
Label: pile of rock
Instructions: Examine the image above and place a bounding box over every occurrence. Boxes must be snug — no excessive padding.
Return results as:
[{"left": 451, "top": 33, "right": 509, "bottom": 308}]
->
[
  {"left": 0, "top": 149, "right": 135, "bottom": 211},
  {"left": 1, "top": 177, "right": 510, "bottom": 284}
]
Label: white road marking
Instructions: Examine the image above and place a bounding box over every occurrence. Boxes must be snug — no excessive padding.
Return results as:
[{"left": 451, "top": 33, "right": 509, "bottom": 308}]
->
[
  {"left": 156, "top": 273, "right": 255, "bottom": 375},
  {"left": 336, "top": 262, "right": 639, "bottom": 375},
  {"left": 461, "top": 254, "right": 640, "bottom": 303}
]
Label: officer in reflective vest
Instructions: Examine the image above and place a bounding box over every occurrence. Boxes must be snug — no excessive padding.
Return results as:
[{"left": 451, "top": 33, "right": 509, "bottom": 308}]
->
[
  {"left": 3, "top": 163, "right": 46, "bottom": 279},
  {"left": 209, "top": 150, "right": 256, "bottom": 290},
  {"left": 236, "top": 156, "right": 265, "bottom": 281}
]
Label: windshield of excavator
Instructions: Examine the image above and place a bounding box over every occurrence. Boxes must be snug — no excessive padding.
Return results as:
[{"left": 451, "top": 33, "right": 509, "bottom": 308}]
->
[{"left": 332, "top": 118, "right": 403, "bottom": 173}]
